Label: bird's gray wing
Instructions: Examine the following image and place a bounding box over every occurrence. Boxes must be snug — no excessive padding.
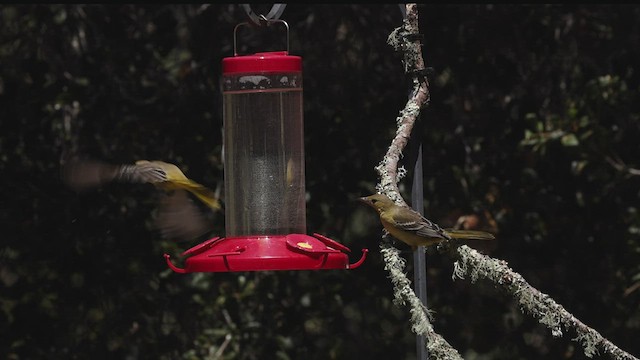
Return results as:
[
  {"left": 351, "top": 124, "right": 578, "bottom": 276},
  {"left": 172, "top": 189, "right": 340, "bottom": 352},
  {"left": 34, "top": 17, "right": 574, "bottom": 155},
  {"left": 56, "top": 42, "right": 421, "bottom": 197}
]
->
[
  {"left": 117, "top": 162, "right": 168, "bottom": 184},
  {"left": 395, "top": 213, "right": 450, "bottom": 240},
  {"left": 154, "top": 190, "right": 212, "bottom": 241}
]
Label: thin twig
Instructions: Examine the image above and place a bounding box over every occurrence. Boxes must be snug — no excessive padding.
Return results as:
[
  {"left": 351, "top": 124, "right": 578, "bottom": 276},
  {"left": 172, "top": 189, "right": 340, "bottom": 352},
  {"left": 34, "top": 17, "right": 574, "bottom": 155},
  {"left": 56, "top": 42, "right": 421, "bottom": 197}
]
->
[
  {"left": 605, "top": 154, "right": 640, "bottom": 177},
  {"left": 211, "top": 334, "right": 233, "bottom": 360}
]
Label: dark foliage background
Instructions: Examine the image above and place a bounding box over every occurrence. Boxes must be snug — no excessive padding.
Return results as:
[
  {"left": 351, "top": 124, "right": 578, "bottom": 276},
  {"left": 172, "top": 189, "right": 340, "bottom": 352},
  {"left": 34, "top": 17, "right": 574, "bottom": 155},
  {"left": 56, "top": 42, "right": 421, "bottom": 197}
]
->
[{"left": 1, "top": 4, "right": 639, "bottom": 359}]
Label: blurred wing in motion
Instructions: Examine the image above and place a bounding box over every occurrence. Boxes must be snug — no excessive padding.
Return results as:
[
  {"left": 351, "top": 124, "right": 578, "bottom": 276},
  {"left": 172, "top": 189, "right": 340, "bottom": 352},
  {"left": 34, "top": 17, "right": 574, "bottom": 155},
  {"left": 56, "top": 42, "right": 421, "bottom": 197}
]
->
[
  {"left": 62, "top": 159, "right": 120, "bottom": 191},
  {"left": 62, "top": 159, "right": 221, "bottom": 210},
  {"left": 62, "top": 158, "right": 219, "bottom": 242},
  {"left": 154, "top": 190, "right": 212, "bottom": 241}
]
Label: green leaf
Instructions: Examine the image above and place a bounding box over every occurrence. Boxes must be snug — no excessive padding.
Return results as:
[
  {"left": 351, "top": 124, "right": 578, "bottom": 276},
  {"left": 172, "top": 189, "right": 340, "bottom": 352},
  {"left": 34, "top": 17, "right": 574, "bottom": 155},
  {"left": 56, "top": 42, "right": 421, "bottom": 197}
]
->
[{"left": 561, "top": 133, "right": 579, "bottom": 146}]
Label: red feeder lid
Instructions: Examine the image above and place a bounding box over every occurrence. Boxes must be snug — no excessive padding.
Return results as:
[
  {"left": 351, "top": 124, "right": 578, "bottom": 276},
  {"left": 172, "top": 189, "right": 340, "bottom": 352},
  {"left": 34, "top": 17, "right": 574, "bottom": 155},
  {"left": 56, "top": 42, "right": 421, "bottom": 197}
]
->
[
  {"left": 223, "top": 51, "right": 302, "bottom": 74},
  {"left": 164, "top": 233, "right": 368, "bottom": 273}
]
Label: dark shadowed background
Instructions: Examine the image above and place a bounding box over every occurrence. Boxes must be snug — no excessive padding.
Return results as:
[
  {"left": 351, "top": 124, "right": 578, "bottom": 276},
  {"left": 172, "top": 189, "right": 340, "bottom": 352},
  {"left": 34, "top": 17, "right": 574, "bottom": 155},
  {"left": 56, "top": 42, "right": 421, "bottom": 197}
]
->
[{"left": 1, "top": 4, "right": 639, "bottom": 359}]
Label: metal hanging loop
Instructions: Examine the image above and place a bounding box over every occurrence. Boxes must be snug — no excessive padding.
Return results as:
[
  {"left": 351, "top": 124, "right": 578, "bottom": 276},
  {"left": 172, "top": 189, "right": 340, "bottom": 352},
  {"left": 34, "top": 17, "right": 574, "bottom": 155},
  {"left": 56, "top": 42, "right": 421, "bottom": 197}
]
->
[
  {"left": 233, "top": 19, "right": 290, "bottom": 56},
  {"left": 241, "top": 4, "right": 287, "bottom": 27}
]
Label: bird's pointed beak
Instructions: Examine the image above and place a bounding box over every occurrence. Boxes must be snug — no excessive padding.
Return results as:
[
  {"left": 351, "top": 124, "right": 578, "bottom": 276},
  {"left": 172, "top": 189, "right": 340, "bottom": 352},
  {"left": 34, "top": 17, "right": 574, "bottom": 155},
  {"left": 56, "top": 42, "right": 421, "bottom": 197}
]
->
[{"left": 358, "top": 196, "right": 371, "bottom": 205}]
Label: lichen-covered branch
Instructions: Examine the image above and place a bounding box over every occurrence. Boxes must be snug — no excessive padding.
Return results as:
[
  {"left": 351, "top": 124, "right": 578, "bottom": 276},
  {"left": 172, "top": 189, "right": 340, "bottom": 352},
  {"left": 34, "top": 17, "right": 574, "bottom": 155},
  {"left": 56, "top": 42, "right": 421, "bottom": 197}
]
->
[
  {"left": 444, "top": 243, "right": 639, "bottom": 360},
  {"left": 376, "top": 4, "right": 463, "bottom": 360},
  {"left": 381, "top": 243, "right": 463, "bottom": 360},
  {"left": 375, "top": 3, "right": 430, "bottom": 208},
  {"left": 376, "top": 4, "right": 638, "bottom": 360}
]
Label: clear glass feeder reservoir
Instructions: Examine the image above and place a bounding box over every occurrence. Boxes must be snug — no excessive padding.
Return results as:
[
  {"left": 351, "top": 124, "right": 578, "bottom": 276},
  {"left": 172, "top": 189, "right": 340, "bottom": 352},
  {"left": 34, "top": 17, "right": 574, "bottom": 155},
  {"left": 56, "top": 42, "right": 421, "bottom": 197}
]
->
[
  {"left": 222, "top": 52, "right": 306, "bottom": 236},
  {"left": 163, "top": 25, "right": 367, "bottom": 273}
]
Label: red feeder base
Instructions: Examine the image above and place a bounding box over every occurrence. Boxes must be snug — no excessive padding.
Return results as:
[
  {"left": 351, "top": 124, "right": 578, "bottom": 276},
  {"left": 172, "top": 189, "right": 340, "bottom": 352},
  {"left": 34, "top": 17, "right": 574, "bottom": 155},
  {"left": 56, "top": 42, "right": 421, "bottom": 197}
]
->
[{"left": 164, "top": 233, "right": 368, "bottom": 273}]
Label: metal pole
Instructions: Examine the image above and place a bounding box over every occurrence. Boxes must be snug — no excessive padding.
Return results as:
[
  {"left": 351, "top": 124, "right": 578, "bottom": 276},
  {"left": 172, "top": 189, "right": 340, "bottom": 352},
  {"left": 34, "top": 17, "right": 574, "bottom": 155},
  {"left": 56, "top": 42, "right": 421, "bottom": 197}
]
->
[{"left": 412, "top": 139, "right": 428, "bottom": 360}]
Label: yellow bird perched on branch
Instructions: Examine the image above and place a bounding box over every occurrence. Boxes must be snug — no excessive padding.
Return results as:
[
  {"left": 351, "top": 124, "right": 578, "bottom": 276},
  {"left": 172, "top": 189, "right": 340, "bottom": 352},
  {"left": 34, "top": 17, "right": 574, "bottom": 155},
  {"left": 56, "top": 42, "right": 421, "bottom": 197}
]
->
[
  {"left": 359, "top": 193, "right": 494, "bottom": 250},
  {"left": 62, "top": 159, "right": 222, "bottom": 241}
]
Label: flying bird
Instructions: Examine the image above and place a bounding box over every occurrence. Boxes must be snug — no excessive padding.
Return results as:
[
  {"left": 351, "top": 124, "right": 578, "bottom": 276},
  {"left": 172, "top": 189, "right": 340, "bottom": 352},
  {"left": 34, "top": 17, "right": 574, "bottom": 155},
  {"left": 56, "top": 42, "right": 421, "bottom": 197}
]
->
[{"left": 62, "top": 159, "right": 221, "bottom": 241}]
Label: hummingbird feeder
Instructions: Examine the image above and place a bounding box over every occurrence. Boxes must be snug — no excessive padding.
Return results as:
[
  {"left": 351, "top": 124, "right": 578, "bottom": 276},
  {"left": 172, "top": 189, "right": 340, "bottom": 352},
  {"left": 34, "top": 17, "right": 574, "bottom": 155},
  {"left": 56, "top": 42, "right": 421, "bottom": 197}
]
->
[{"left": 164, "top": 18, "right": 368, "bottom": 273}]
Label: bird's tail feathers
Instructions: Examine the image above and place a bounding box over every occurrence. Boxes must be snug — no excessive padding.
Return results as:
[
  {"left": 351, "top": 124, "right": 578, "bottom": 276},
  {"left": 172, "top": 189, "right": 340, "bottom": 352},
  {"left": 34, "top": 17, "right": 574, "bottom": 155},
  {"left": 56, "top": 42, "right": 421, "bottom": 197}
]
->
[{"left": 445, "top": 229, "right": 495, "bottom": 241}]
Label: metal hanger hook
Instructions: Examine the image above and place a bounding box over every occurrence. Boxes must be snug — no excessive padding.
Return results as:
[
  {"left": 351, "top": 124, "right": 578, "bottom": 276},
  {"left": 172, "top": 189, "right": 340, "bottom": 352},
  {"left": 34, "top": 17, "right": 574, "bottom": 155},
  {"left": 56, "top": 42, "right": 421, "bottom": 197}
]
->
[
  {"left": 233, "top": 19, "right": 290, "bottom": 56},
  {"left": 241, "top": 4, "right": 287, "bottom": 27}
]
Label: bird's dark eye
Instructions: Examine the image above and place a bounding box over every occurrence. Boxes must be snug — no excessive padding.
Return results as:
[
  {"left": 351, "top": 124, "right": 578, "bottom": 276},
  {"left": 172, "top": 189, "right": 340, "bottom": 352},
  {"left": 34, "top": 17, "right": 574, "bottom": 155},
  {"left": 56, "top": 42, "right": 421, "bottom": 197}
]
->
[{"left": 371, "top": 199, "right": 378, "bottom": 203}]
